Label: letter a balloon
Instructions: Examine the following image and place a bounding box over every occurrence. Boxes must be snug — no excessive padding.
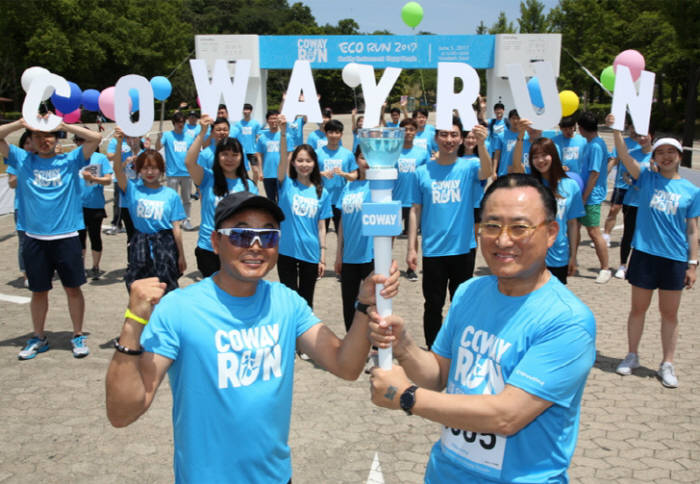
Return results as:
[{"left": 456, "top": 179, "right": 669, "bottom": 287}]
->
[{"left": 401, "top": 2, "right": 423, "bottom": 28}]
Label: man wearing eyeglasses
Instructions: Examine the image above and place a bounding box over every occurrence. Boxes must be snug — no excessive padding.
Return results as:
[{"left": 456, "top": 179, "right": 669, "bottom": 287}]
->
[
  {"left": 370, "top": 174, "right": 596, "bottom": 483},
  {"left": 105, "top": 191, "right": 400, "bottom": 483}
]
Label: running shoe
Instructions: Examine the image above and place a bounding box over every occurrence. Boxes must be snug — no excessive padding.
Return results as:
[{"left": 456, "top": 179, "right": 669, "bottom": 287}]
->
[
  {"left": 615, "top": 352, "right": 639, "bottom": 376},
  {"left": 71, "top": 335, "right": 90, "bottom": 358},
  {"left": 658, "top": 362, "right": 678, "bottom": 388},
  {"left": 406, "top": 269, "right": 418, "bottom": 282},
  {"left": 614, "top": 265, "right": 627, "bottom": 279},
  {"left": 18, "top": 336, "right": 49, "bottom": 360},
  {"left": 595, "top": 269, "right": 612, "bottom": 284}
]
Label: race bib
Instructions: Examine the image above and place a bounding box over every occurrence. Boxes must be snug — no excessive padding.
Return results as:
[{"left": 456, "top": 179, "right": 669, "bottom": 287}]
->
[{"left": 440, "top": 426, "right": 506, "bottom": 479}]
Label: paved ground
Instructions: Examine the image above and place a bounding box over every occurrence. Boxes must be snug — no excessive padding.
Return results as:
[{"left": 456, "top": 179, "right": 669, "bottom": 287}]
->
[{"left": 0, "top": 121, "right": 699, "bottom": 483}]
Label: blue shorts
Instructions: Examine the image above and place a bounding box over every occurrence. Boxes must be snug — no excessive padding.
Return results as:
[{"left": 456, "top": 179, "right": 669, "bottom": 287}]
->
[
  {"left": 627, "top": 249, "right": 687, "bottom": 291},
  {"left": 23, "top": 236, "right": 86, "bottom": 292}
]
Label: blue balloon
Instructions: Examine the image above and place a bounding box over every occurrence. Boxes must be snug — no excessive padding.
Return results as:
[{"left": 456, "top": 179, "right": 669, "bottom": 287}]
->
[
  {"left": 81, "top": 89, "right": 100, "bottom": 111},
  {"left": 51, "top": 81, "right": 82, "bottom": 113},
  {"left": 527, "top": 77, "right": 544, "bottom": 109},
  {"left": 150, "top": 76, "right": 172, "bottom": 101},
  {"left": 566, "top": 172, "right": 585, "bottom": 193},
  {"left": 129, "top": 88, "right": 140, "bottom": 112}
]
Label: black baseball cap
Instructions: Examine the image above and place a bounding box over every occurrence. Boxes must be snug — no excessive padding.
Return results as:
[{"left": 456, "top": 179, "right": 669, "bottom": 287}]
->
[{"left": 214, "top": 192, "right": 285, "bottom": 229}]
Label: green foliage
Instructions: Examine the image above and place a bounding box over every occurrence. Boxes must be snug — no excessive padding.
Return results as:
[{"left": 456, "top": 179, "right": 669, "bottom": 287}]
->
[
  {"left": 489, "top": 12, "right": 517, "bottom": 34},
  {"left": 518, "top": 0, "right": 550, "bottom": 33}
]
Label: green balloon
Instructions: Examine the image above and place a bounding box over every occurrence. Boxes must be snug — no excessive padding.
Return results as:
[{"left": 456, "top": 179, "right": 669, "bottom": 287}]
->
[
  {"left": 401, "top": 1, "right": 424, "bottom": 28},
  {"left": 601, "top": 65, "right": 616, "bottom": 91}
]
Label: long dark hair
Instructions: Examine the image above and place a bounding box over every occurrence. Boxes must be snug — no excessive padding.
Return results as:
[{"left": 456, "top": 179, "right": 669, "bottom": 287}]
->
[
  {"left": 458, "top": 130, "right": 480, "bottom": 157},
  {"left": 289, "top": 143, "right": 323, "bottom": 199},
  {"left": 354, "top": 145, "right": 367, "bottom": 181},
  {"left": 213, "top": 138, "right": 251, "bottom": 197},
  {"left": 528, "top": 137, "right": 567, "bottom": 198}
]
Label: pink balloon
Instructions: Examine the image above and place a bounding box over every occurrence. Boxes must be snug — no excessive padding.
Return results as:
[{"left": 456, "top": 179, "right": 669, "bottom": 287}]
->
[
  {"left": 613, "top": 49, "right": 645, "bottom": 81},
  {"left": 62, "top": 108, "right": 81, "bottom": 124},
  {"left": 196, "top": 96, "right": 201, "bottom": 108},
  {"left": 98, "top": 86, "right": 132, "bottom": 121}
]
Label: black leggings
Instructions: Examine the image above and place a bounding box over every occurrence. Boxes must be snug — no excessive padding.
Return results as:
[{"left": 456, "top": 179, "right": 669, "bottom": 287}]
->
[
  {"left": 78, "top": 208, "right": 106, "bottom": 252},
  {"left": 277, "top": 254, "right": 318, "bottom": 308},
  {"left": 620, "top": 205, "right": 637, "bottom": 266},
  {"left": 263, "top": 178, "right": 278, "bottom": 204},
  {"left": 340, "top": 261, "right": 374, "bottom": 332},
  {"left": 548, "top": 265, "right": 568, "bottom": 285},
  {"left": 324, "top": 207, "right": 342, "bottom": 233},
  {"left": 422, "top": 250, "right": 476, "bottom": 349}
]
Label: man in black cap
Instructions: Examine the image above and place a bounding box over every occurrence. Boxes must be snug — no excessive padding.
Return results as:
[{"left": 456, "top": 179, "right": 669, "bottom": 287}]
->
[{"left": 105, "top": 191, "right": 400, "bottom": 483}]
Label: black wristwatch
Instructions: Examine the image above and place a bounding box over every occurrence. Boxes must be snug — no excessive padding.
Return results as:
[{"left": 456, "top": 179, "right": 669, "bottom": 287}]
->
[
  {"left": 400, "top": 385, "right": 419, "bottom": 415},
  {"left": 354, "top": 300, "right": 370, "bottom": 315}
]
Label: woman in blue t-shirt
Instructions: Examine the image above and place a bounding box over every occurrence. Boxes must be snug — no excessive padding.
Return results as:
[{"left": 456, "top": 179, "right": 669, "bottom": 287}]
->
[
  {"left": 512, "top": 123, "right": 585, "bottom": 285},
  {"left": 277, "top": 115, "right": 332, "bottom": 309},
  {"left": 185, "top": 114, "right": 257, "bottom": 277},
  {"left": 334, "top": 146, "right": 374, "bottom": 331},
  {"left": 607, "top": 115, "right": 699, "bottom": 388},
  {"left": 113, "top": 128, "right": 187, "bottom": 293}
]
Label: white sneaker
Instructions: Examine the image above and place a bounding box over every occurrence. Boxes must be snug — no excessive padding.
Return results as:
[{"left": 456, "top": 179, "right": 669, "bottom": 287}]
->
[
  {"left": 182, "top": 219, "right": 195, "bottom": 231},
  {"left": 595, "top": 269, "right": 612, "bottom": 284},
  {"left": 616, "top": 353, "right": 640, "bottom": 375},
  {"left": 658, "top": 362, "right": 678, "bottom": 388},
  {"left": 614, "top": 265, "right": 627, "bottom": 279}
]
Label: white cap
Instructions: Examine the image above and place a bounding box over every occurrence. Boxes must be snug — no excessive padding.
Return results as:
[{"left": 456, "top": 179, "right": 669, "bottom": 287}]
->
[{"left": 651, "top": 138, "right": 682, "bottom": 154}]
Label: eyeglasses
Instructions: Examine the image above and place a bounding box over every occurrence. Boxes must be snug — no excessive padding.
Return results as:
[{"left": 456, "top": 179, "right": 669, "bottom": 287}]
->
[
  {"left": 217, "top": 228, "right": 280, "bottom": 248},
  {"left": 480, "top": 221, "right": 548, "bottom": 240}
]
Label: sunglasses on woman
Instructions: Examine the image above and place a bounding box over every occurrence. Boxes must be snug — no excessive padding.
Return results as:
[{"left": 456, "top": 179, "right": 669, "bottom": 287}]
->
[{"left": 217, "top": 228, "right": 281, "bottom": 248}]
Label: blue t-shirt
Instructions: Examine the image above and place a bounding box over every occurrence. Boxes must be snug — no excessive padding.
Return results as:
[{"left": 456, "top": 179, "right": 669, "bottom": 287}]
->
[
  {"left": 183, "top": 122, "right": 201, "bottom": 139},
  {"left": 307, "top": 129, "right": 327, "bottom": 150},
  {"left": 316, "top": 145, "right": 357, "bottom": 205},
  {"left": 197, "top": 169, "right": 258, "bottom": 251},
  {"left": 288, "top": 117, "right": 305, "bottom": 146},
  {"left": 547, "top": 177, "right": 585, "bottom": 268},
  {"left": 496, "top": 129, "right": 527, "bottom": 177},
  {"left": 413, "top": 125, "right": 437, "bottom": 154},
  {"left": 412, "top": 157, "right": 481, "bottom": 257},
  {"left": 235, "top": 118, "right": 262, "bottom": 155},
  {"left": 6, "top": 165, "right": 21, "bottom": 227},
  {"left": 278, "top": 177, "right": 332, "bottom": 263},
  {"left": 612, "top": 137, "right": 641, "bottom": 190},
  {"left": 5, "top": 144, "right": 87, "bottom": 235},
  {"left": 385, "top": 120, "right": 400, "bottom": 128},
  {"left": 580, "top": 136, "right": 609, "bottom": 205},
  {"left": 80, "top": 152, "right": 113, "bottom": 209},
  {"left": 552, "top": 134, "right": 587, "bottom": 175},
  {"left": 622, "top": 153, "right": 652, "bottom": 207},
  {"left": 141, "top": 278, "right": 319, "bottom": 484},
  {"left": 336, "top": 180, "right": 373, "bottom": 264},
  {"left": 487, "top": 118, "right": 507, "bottom": 156},
  {"left": 427, "top": 276, "right": 596, "bottom": 484},
  {"left": 256, "top": 130, "right": 295, "bottom": 179},
  {"left": 632, "top": 167, "right": 700, "bottom": 262},
  {"left": 124, "top": 180, "right": 186, "bottom": 233},
  {"left": 394, "top": 145, "right": 430, "bottom": 207},
  {"left": 161, "top": 130, "right": 193, "bottom": 177}
]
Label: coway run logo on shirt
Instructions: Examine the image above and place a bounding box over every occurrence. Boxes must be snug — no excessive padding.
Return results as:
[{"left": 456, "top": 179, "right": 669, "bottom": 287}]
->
[
  {"left": 649, "top": 189, "right": 681, "bottom": 215},
  {"left": 136, "top": 199, "right": 165, "bottom": 220},
  {"left": 563, "top": 146, "right": 579, "bottom": 161},
  {"left": 215, "top": 324, "right": 282, "bottom": 388},
  {"left": 452, "top": 325, "right": 512, "bottom": 395},
  {"left": 323, "top": 158, "right": 342, "bottom": 172},
  {"left": 292, "top": 194, "right": 319, "bottom": 218},
  {"left": 33, "top": 169, "right": 62, "bottom": 187},
  {"left": 173, "top": 140, "right": 188, "bottom": 152},
  {"left": 431, "top": 180, "right": 461, "bottom": 204},
  {"left": 398, "top": 157, "right": 418, "bottom": 173},
  {"left": 342, "top": 192, "right": 364, "bottom": 214}
]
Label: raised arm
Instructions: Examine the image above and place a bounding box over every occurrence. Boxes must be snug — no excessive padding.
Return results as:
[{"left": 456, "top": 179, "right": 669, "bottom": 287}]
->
[
  {"left": 278, "top": 114, "right": 291, "bottom": 183},
  {"left": 106, "top": 278, "right": 172, "bottom": 427},
  {"left": 605, "top": 114, "right": 641, "bottom": 180},
  {"left": 472, "top": 124, "right": 493, "bottom": 180},
  {"left": 62, "top": 123, "right": 102, "bottom": 160},
  {"left": 185, "top": 115, "right": 213, "bottom": 186},
  {"left": 510, "top": 119, "right": 528, "bottom": 174},
  {"left": 0, "top": 119, "right": 26, "bottom": 158},
  {"left": 111, "top": 128, "right": 129, "bottom": 192},
  {"left": 406, "top": 203, "right": 421, "bottom": 272}
]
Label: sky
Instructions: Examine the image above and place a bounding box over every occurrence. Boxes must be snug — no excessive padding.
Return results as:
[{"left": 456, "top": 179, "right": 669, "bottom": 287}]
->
[{"left": 298, "top": 0, "right": 561, "bottom": 36}]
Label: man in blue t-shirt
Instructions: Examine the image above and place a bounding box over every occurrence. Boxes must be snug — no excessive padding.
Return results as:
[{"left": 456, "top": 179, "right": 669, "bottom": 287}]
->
[
  {"left": 407, "top": 117, "right": 491, "bottom": 349},
  {"left": 106, "top": 191, "right": 400, "bottom": 484},
  {"left": 256, "top": 109, "right": 296, "bottom": 204},
  {"left": 552, "top": 115, "right": 587, "bottom": 175},
  {"left": 235, "top": 103, "right": 262, "bottom": 183},
  {"left": 0, "top": 118, "right": 103, "bottom": 360},
  {"left": 577, "top": 111, "right": 612, "bottom": 283},
  {"left": 370, "top": 174, "right": 596, "bottom": 484},
  {"left": 157, "top": 112, "right": 195, "bottom": 230}
]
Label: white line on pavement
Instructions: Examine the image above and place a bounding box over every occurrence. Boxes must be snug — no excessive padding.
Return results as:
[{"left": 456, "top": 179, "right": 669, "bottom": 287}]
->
[{"left": 0, "top": 293, "right": 30, "bottom": 304}]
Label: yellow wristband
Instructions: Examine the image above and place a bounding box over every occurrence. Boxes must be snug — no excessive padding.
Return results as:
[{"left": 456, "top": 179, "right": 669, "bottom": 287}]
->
[{"left": 124, "top": 308, "right": 148, "bottom": 325}]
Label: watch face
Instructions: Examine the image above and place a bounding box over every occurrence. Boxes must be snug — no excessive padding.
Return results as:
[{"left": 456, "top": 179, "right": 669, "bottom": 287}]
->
[{"left": 400, "top": 386, "right": 416, "bottom": 413}]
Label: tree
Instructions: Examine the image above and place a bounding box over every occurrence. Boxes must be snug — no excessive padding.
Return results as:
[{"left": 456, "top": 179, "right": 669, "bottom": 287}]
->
[
  {"left": 489, "top": 12, "right": 517, "bottom": 34},
  {"left": 476, "top": 21, "right": 488, "bottom": 35},
  {"left": 518, "top": 0, "right": 549, "bottom": 33}
]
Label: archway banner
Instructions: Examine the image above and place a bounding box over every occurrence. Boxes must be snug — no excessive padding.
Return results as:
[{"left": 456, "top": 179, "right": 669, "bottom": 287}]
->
[{"left": 259, "top": 35, "right": 496, "bottom": 69}]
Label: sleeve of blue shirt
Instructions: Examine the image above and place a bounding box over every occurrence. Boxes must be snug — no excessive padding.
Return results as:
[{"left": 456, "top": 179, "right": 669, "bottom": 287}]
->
[
  {"left": 345, "top": 150, "right": 358, "bottom": 172},
  {"left": 507, "top": 311, "right": 595, "bottom": 408},
  {"left": 319, "top": 189, "right": 332, "bottom": 220},
  {"left": 6, "top": 144, "right": 28, "bottom": 168},
  {"left": 170, "top": 190, "right": 187, "bottom": 222},
  {"left": 568, "top": 182, "right": 585, "bottom": 219},
  {"left": 690, "top": 187, "right": 700, "bottom": 218},
  {"left": 141, "top": 292, "right": 181, "bottom": 360},
  {"left": 589, "top": 144, "right": 604, "bottom": 173}
]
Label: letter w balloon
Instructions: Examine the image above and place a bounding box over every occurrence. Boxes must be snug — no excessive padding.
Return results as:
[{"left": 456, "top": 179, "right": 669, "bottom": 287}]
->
[
  {"left": 506, "top": 62, "right": 561, "bottom": 130},
  {"left": 609, "top": 65, "right": 654, "bottom": 136}
]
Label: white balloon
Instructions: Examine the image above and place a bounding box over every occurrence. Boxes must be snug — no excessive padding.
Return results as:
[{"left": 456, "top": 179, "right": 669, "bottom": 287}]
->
[
  {"left": 342, "top": 63, "right": 361, "bottom": 89},
  {"left": 21, "top": 66, "right": 50, "bottom": 93}
]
